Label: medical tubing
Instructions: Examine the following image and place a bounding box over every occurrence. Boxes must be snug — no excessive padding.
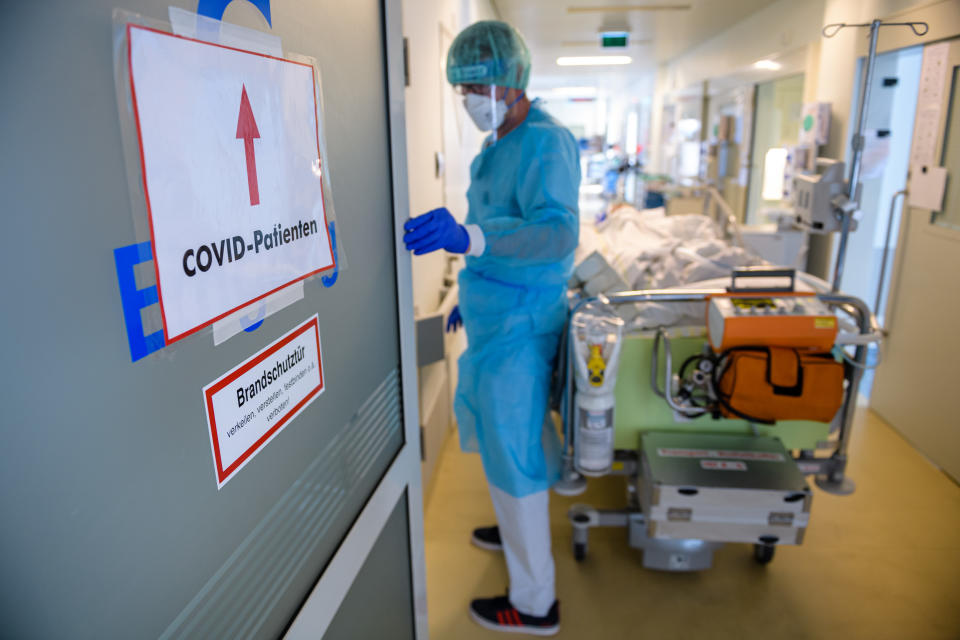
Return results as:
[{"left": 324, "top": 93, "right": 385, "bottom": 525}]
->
[
  {"left": 678, "top": 354, "right": 702, "bottom": 381},
  {"left": 677, "top": 353, "right": 712, "bottom": 411},
  {"left": 654, "top": 328, "right": 708, "bottom": 417}
]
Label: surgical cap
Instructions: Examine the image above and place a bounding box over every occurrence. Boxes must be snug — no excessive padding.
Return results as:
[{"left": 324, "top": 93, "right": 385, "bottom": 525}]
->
[{"left": 446, "top": 20, "right": 531, "bottom": 90}]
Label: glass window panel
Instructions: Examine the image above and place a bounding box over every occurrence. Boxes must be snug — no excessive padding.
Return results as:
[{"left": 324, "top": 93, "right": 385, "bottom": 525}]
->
[{"left": 746, "top": 74, "right": 805, "bottom": 225}]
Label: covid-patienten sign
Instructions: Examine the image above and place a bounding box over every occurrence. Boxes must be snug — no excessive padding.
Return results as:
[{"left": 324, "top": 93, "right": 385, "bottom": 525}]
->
[{"left": 127, "top": 24, "right": 335, "bottom": 342}]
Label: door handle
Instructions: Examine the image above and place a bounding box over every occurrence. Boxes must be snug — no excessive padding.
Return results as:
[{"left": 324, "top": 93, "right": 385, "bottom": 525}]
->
[{"left": 875, "top": 188, "right": 907, "bottom": 323}]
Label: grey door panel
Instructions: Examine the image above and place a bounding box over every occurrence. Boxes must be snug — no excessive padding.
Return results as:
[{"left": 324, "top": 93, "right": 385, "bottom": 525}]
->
[
  {"left": 0, "top": 1, "right": 406, "bottom": 638},
  {"left": 323, "top": 491, "right": 415, "bottom": 640}
]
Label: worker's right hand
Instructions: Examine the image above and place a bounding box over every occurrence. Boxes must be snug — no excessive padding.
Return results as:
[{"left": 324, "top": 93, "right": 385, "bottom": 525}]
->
[
  {"left": 446, "top": 306, "right": 463, "bottom": 333},
  {"left": 403, "top": 207, "right": 470, "bottom": 255}
]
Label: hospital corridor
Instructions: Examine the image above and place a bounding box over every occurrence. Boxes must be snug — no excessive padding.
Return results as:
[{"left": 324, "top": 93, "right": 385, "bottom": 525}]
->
[{"left": 2, "top": 1, "right": 960, "bottom": 639}]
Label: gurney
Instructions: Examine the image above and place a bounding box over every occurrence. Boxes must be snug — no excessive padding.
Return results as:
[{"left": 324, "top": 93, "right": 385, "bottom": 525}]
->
[{"left": 554, "top": 267, "right": 881, "bottom": 570}]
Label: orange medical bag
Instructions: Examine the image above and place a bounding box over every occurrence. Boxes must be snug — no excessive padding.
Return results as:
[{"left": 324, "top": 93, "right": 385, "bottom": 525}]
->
[{"left": 715, "top": 346, "right": 845, "bottom": 424}]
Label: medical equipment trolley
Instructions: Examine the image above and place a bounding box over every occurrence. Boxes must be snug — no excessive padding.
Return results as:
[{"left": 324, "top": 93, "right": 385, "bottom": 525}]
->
[{"left": 557, "top": 268, "right": 881, "bottom": 571}]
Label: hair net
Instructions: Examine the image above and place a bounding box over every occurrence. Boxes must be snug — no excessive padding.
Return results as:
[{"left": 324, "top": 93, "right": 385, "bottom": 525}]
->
[{"left": 446, "top": 20, "right": 531, "bottom": 90}]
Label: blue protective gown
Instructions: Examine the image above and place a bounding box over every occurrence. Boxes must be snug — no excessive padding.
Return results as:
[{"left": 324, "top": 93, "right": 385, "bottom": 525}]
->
[{"left": 455, "top": 103, "right": 580, "bottom": 498}]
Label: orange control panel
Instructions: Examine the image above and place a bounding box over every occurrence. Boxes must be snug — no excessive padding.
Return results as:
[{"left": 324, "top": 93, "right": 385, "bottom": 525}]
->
[{"left": 706, "top": 294, "right": 838, "bottom": 352}]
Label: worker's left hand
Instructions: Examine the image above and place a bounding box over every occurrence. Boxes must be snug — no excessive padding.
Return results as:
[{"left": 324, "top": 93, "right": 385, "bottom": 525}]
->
[
  {"left": 446, "top": 306, "right": 463, "bottom": 333},
  {"left": 403, "top": 207, "right": 469, "bottom": 255}
]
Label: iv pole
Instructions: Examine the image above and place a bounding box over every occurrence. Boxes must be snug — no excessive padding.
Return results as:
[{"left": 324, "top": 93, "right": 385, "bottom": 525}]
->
[{"left": 821, "top": 20, "right": 928, "bottom": 292}]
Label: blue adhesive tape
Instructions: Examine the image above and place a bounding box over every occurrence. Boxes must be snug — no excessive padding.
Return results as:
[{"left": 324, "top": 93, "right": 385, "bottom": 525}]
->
[
  {"left": 321, "top": 221, "right": 339, "bottom": 288},
  {"left": 196, "top": 0, "right": 272, "bottom": 26},
  {"left": 114, "top": 242, "right": 166, "bottom": 362},
  {"left": 244, "top": 319, "right": 265, "bottom": 332}
]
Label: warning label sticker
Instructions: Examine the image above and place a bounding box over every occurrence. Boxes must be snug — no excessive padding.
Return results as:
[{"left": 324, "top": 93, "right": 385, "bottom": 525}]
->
[
  {"left": 203, "top": 315, "right": 324, "bottom": 488},
  {"left": 657, "top": 448, "right": 785, "bottom": 462},
  {"left": 700, "top": 460, "right": 748, "bottom": 471}
]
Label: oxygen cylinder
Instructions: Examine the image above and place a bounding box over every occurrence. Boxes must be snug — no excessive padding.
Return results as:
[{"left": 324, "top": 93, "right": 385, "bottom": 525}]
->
[
  {"left": 575, "top": 390, "right": 616, "bottom": 473},
  {"left": 571, "top": 303, "right": 624, "bottom": 474}
]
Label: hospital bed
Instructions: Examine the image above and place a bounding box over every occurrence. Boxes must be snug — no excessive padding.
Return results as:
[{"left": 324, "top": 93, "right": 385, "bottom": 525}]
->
[
  {"left": 579, "top": 188, "right": 807, "bottom": 297},
  {"left": 555, "top": 267, "right": 881, "bottom": 571}
]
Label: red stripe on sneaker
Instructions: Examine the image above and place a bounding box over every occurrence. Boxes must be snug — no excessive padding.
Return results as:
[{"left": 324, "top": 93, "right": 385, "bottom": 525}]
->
[
  {"left": 497, "top": 611, "right": 504, "bottom": 625},
  {"left": 511, "top": 609, "right": 522, "bottom": 626}
]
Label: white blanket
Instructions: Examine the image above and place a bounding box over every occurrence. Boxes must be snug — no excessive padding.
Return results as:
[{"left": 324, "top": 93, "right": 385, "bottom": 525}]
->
[
  {"left": 573, "top": 205, "right": 826, "bottom": 330},
  {"left": 577, "top": 206, "right": 763, "bottom": 291}
]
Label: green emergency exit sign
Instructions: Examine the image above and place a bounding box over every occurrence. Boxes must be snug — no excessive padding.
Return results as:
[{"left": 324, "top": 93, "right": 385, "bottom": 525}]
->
[{"left": 600, "top": 32, "right": 628, "bottom": 48}]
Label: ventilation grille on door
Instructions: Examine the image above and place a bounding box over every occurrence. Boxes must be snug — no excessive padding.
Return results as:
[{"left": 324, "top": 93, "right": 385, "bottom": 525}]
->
[{"left": 160, "top": 369, "right": 403, "bottom": 639}]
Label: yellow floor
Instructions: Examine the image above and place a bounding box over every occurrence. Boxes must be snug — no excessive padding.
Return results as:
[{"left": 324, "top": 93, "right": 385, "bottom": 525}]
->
[{"left": 423, "top": 409, "right": 960, "bottom": 639}]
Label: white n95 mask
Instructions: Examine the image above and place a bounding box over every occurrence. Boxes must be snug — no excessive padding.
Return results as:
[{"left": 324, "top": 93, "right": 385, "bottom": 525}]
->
[{"left": 463, "top": 92, "right": 508, "bottom": 132}]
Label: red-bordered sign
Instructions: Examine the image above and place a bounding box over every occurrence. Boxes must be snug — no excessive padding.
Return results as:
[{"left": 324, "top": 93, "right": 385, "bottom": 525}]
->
[
  {"left": 203, "top": 315, "right": 324, "bottom": 488},
  {"left": 126, "top": 23, "right": 334, "bottom": 343}
]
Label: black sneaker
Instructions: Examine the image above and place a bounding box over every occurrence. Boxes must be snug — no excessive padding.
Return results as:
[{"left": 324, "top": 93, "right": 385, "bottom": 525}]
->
[
  {"left": 469, "top": 595, "right": 560, "bottom": 636},
  {"left": 471, "top": 525, "right": 502, "bottom": 551}
]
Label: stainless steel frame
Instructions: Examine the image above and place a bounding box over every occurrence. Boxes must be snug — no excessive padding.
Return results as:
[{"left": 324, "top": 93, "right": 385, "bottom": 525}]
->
[
  {"left": 561, "top": 287, "right": 879, "bottom": 567},
  {"left": 562, "top": 287, "right": 880, "bottom": 493}
]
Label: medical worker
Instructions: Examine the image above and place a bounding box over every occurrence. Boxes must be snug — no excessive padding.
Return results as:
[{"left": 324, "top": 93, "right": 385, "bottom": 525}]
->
[{"left": 403, "top": 20, "right": 579, "bottom": 636}]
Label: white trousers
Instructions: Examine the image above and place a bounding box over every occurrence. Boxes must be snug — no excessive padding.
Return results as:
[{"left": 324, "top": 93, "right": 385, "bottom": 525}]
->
[{"left": 488, "top": 485, "right": 556, "bottom": 617}]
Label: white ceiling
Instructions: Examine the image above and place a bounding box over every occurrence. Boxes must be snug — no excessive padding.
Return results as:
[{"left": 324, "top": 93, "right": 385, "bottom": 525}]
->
[{"left": 493, "top": 0, "right": 781, "bottom": 94}]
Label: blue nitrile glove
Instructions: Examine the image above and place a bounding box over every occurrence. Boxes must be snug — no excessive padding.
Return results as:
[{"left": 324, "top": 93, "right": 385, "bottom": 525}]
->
[
  {"left": 403, "top": 207, "right": 469, "bottom": 255},
  {"left": 446, "top": 305, "right": 462, "bottom": 333}
]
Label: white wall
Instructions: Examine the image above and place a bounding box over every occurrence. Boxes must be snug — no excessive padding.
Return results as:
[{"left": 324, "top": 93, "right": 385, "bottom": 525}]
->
[
  {"left": 402, "top": 0, "right": 497, "bottom": 318},
  {"left": 536, "top": 98, "right": 602, "bottom": 139},
  {"left": 402, "top": 0, "right": 498, "bottom": 495},
  {"left": 647, "top": 0, "right": 929, "bottom": 275},
  {"left": 661, "top": 0, "right": 826, "bottom": 95}
]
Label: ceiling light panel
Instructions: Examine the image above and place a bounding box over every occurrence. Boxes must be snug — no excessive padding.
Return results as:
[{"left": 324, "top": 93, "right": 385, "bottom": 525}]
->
[
  {"left": 753, "top": 59, "right": 782, "bottom": 70},
  {"left": 567, "top": 4, "right": 692, "bottom": 13}
]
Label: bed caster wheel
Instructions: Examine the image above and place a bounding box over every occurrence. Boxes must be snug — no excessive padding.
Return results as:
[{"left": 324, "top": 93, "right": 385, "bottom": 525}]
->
[
  {"left": 574, "top": 542, "right": 587, "bottom": 562},
  {"left": 753, "top": 543, "right": 775, "bottom": 565}
]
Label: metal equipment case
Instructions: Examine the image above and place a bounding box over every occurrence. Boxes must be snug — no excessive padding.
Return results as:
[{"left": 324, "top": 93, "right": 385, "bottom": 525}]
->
[
  {"left": 561, "top": 276, "right": 880, "bottom": 569},
  {"left": 640, "top": 432, "right": 811, "bottom": 546}
]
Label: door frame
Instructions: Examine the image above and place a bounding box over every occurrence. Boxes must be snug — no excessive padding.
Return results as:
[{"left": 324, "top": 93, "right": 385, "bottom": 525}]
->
[
  {"left": 284, "top": 0, "right": 427, "bottom": 636},
  {"left": 868, "top": 0, "right": 960, "bottom": 487},
  {"left": 871, "top": 32, "right": 960, "bottom": 483}
]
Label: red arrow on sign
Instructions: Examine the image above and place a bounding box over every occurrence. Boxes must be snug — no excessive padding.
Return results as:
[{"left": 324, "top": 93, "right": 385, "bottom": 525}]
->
[{"left": 236, "top": 84, "right": 261, "bottom": 206}]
